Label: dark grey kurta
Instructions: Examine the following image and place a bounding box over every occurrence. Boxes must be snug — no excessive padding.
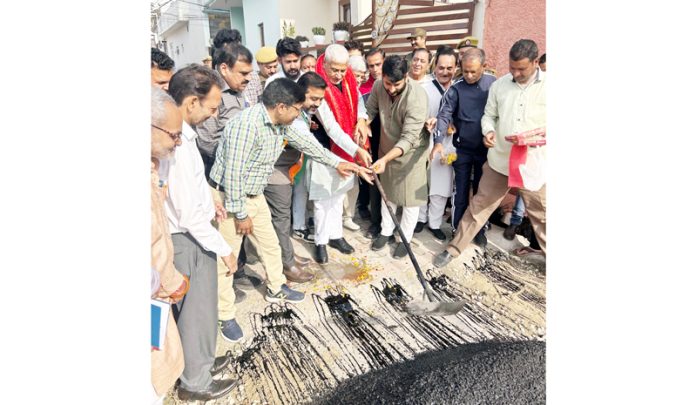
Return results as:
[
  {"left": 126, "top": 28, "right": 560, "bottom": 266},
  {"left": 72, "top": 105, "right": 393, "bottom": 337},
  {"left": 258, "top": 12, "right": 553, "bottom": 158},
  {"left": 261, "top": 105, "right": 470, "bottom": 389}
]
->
[{"left": 366, "top": 79, "right": 429, "bottom": 206}]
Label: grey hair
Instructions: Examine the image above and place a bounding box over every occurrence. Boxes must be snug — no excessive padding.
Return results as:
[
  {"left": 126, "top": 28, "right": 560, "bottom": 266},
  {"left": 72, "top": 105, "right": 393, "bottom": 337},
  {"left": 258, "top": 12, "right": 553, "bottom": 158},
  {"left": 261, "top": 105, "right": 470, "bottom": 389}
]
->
[
  {"left": 324, "top": 44, "right": 350, "bottom": 64},
  {"left": 151, "top": 86, "right": 177, "bottom": 126},
  {"left": 460, "top": 47, "right": 486, "bottom": 64},
  {"left": 348, "top": 55, "right": 366, "bottom": 73}
]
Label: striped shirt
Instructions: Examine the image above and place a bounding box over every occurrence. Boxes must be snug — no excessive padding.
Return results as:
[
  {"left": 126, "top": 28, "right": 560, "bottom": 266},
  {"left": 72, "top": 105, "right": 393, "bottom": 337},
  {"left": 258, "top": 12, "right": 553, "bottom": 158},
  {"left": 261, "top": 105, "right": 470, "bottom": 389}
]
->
[
  {"left": 242, "top": 70, "right": 263, "bottom": 106},
  {"left": 210, "top": 103, "right": 340, "bottom": 217}
]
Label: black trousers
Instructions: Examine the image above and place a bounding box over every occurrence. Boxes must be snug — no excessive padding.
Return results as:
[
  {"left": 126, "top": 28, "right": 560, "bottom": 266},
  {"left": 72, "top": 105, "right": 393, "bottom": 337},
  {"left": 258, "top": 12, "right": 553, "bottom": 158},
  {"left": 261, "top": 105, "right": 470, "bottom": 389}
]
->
[{"left": 451, "top": 151, "right": 487, "bottom": 231}]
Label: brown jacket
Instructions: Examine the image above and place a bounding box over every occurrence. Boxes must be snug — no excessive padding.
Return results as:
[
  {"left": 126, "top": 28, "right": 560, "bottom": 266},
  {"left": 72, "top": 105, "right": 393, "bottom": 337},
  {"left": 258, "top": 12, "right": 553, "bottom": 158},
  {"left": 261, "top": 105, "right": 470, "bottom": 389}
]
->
[
  {"left": 151, "top": 161, "right": 185, "bottom": 396},
  {"left": 366, "top": 79, "right": 429, "bottom": 206}
]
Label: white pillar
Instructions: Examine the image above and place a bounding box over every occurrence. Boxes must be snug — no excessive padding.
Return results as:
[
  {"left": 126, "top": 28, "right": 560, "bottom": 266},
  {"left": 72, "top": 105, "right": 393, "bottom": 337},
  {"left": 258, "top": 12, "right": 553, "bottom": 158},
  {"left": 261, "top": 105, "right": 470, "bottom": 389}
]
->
[{"left": 471, "top": 0, "right": 487, "bottom": 48}]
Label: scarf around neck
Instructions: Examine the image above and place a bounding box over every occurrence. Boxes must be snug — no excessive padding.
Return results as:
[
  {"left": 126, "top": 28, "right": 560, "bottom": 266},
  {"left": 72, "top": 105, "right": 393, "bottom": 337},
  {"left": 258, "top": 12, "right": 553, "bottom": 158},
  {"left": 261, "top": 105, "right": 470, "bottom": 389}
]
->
[{"left": 316, "top": 53, "right": 368, "bottom": 162}]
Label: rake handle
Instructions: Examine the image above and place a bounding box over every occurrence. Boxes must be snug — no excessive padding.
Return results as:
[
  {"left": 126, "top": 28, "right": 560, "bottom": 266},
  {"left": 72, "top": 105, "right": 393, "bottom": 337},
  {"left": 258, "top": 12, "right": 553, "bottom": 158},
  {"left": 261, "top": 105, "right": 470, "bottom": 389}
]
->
[{"left": 372, "top": 173, "right": 437, "bottom": 302}]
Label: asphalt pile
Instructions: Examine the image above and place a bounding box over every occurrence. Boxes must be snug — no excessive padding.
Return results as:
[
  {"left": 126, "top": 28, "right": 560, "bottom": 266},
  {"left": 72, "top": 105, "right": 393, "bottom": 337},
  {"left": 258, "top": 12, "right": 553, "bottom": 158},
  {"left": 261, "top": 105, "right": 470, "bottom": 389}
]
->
[{"left": 313, "top": 340, "right": 545, "bottom": 405}]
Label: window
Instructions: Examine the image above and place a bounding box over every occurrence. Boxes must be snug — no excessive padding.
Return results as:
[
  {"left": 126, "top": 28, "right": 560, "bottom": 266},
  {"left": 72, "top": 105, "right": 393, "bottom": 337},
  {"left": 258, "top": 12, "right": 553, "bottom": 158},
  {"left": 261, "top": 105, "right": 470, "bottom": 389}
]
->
[
  {"left": 339, "top": 0, "right": 351, "bottom": 23},
  {"left": 208, "top": 12, "right": 231, "bottom": 41}
]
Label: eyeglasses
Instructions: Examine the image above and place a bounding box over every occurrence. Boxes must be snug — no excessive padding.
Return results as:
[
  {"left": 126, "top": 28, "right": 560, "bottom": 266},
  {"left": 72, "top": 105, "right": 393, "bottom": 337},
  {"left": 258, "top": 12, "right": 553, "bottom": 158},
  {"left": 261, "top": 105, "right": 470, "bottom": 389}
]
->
[
  {"left": 151, "top": 124, "right": 182, "bottom": 142},
  {"left": 284, "top": 104, "right": 301, "bottom": 113}
]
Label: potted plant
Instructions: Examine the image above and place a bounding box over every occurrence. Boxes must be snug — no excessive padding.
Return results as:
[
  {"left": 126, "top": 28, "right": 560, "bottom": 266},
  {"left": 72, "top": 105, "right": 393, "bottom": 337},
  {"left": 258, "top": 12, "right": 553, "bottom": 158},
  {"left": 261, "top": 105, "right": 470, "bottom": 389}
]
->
[
  {"left": 296, "top": 35, "right": 309, "bottom": 48},
  {"left": 311, "top": 26, "right": 326, "bottom": 45},
  {"left": 281, "top": 20, "right": 296, "bottom": 38},
  {"left": 332, "top": 21, "right": 351, "bottom": 42}
]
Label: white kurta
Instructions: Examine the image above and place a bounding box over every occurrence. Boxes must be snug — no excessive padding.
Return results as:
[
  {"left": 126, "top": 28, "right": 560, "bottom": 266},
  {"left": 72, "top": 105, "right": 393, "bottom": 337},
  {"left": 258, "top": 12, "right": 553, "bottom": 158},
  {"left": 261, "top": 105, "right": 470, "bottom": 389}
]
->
[{"left": 421, "top": 79, "right": 455, "bottom": 197}]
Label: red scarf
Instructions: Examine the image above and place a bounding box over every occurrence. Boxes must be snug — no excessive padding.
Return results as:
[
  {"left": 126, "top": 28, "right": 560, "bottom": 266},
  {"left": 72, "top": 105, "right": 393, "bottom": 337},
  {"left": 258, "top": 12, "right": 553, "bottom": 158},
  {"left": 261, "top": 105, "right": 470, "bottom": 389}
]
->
[
  {"left": 359, "top": 75, "right": 375, "bottom": 95},
  {"left": 316, "top": 53, "right": 368, "bottom": 162}
]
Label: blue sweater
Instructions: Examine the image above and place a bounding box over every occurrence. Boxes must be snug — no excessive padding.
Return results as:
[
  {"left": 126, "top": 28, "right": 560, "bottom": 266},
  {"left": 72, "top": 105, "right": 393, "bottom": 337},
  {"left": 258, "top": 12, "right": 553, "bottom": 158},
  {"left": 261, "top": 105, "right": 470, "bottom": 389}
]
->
[{"left": 433, "top": 74, "right": 497, "bottom": 155}]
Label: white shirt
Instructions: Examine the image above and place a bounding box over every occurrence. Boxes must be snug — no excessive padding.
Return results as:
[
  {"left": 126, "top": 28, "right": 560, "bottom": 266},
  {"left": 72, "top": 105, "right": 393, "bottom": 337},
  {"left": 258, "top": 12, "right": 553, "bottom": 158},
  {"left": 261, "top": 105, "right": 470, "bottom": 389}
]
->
[
  {"left": 160, "top": 121, "right": 232, "bottom": 257},
  {"left": 292, "top": 111, "right": 354, "bottom": 201},
  {"left": 264, "top": 69, "right": 294, "bottom": 88},
  {"left": 313, "top": 100, "right": 362, "bottom": 157}
]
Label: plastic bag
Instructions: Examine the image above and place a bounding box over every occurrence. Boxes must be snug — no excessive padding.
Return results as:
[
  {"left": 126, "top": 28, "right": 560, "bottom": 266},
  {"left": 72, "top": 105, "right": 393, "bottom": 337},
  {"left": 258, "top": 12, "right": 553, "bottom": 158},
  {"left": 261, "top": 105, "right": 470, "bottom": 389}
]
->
[{"left": 518, "top": 148, "right": 546, "bottom": 191}]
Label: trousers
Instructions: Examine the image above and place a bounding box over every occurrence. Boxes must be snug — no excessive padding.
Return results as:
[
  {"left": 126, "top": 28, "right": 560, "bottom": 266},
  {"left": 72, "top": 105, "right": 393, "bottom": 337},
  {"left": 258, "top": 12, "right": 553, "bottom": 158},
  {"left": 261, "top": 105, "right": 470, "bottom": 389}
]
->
[
  {"left": 171, "top": 232, "right": 217, "bottom": 391},
  {"left": 292, "top": 175, "right": 309, "bottom": 231},
  {"left": 448, "top": 162, "right": 546, "bottom": 255},
  {"left": 342, "top": 177, "right": 359, "bottom": 222},
  {"left": 451, "top": 151, "right": 487, "bottom": 231},
  {"left": 264, "top": 183, "right": 295, "bottom": 268},
  {"left": 314, "top": 192, "right": 345, "bottom": 245},
  {"left": 380, "top": 200, "right": 420, "bottom": 243},
  {"left": 418, "top": 195, "right": 448, "bottom": 229},
  {"left": 211, "top": 187, "right": 287, "bottom": 321}
]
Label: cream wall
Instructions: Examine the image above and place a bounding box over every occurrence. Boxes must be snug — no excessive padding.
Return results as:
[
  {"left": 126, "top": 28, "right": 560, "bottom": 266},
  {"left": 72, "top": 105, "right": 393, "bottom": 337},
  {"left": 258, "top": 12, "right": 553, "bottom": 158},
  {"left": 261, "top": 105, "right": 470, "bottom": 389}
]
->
[{"left": 278, "top": 0, "right": 335, "bottom": 40}]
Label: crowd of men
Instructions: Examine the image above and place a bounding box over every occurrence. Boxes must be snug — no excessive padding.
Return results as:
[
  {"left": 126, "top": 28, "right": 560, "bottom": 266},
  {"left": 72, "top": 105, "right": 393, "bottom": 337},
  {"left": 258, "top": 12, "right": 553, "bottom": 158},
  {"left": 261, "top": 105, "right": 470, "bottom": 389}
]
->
[{"left": 150, "top": 27, "right": 546, "bottom": 402}]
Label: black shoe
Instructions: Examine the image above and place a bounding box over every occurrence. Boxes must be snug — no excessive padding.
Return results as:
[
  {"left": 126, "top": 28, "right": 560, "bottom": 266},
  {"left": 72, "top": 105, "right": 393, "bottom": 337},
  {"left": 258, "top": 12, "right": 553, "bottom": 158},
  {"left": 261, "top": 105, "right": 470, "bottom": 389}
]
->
[
  {"left": 393, "top": 243, "right": 408, "bottom": 258},
  {"left": 234, "top": 267, "right": 263, "bottom": 290},
  {"left": 473, "top": 229, "right": 488, "bottom": 248},
  {"left": 315, "top": 244, "right": 328, "bottom": 264},
  {"left": 358, "top": 207, "right": 371, "bottom": 220},
  {"left": 293, "top": 228, "right": 315, "bottom": 242},
  {"left": 433, "top": 251, "right": 454, "bottom": 268},
  {"left": 233, "top": 286, "right": 246, "bottom": 304},
  {"left": 328, "top": 238, "right": 355, "bottom": 254},
  {"left": 366, "top": 224, "right": 381, "bottom": 239},
  {"left": 427, "top": 227, "right": 446, "bottom": 241},
  {"left": 371, "top": 234, "right": 390, "bottom": 251},
  {"left": 503, "top": 224, "right": 519, "bottom": 240},
  {"left": 177, "top": 378, "right": 238, "bottom": 402},
  {"left": 414, "top": 221, "right": 426, "bottom": 233},
  {"left": 211, "top": 351, "right": 232, "bottom": 376}
]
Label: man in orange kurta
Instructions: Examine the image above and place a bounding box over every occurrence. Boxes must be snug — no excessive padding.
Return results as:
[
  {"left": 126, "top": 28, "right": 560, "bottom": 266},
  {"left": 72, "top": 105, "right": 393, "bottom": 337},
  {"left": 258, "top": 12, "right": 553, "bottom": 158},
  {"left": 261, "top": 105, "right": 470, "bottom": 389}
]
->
[{"left": 150, "top": 87, "right": 188, "bottom": 400}]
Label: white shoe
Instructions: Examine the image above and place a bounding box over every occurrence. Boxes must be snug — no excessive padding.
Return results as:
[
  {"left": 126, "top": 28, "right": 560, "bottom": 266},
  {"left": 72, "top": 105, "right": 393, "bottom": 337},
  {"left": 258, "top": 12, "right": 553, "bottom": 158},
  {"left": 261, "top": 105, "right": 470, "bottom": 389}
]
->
[{"left": 343, "top": 218, "right": 360, "bottom": 231}]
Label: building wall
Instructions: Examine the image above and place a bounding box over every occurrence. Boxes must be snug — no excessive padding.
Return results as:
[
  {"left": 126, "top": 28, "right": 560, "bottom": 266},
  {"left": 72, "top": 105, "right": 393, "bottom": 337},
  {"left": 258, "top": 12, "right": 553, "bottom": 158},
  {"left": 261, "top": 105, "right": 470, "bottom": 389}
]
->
[
  {"left": 278, "top": 0, "right": 334, "bottom": 41},
  {"left": 481, "top": 0, "right": 546, "bottom": 76},
  {"left": 229, "top": 7, "right": 246, "bottom": 46},
  {"left": 242, "top": 0, "right": 280, "bottom": 57},
  {"left": 159, "top": 0, "right": 211, "bottom": 68}
]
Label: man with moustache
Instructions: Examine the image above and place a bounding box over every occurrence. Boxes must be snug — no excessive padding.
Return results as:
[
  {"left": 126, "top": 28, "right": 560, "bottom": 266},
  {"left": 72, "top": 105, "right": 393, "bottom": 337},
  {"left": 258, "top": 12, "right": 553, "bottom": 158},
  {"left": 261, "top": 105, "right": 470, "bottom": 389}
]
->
[
  {"left": 163, "top": 65, "right": 238, "bottom": 401},
  {"left": 433, "top": 39, "right": 546, "bottom": 268},
  {"left": 407, "top": 28, "right": 428, "bottom": 51},
  {"left": 429, "top": 47, "right": 496, "bottom": 247},
  {"left": 196, "top": 43, "right": 254, "bottom": 180},
  {"left": 367, "top": 55, "right": 430, "bottom": 259},
  {"left": 408, "top": 48, "right": 432, "bottom": 85},
  {"left": 255, "top": 46, "right": 278, "bottom": 88},
  {"left": 210, "top": 28, "right": 263, "bottom": 107},
  {"left": 265, "top": 37, "right": 303, "bottom": 86},
  {"left": 414, "top": 46, "right": 458, "bottom": 241}
]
